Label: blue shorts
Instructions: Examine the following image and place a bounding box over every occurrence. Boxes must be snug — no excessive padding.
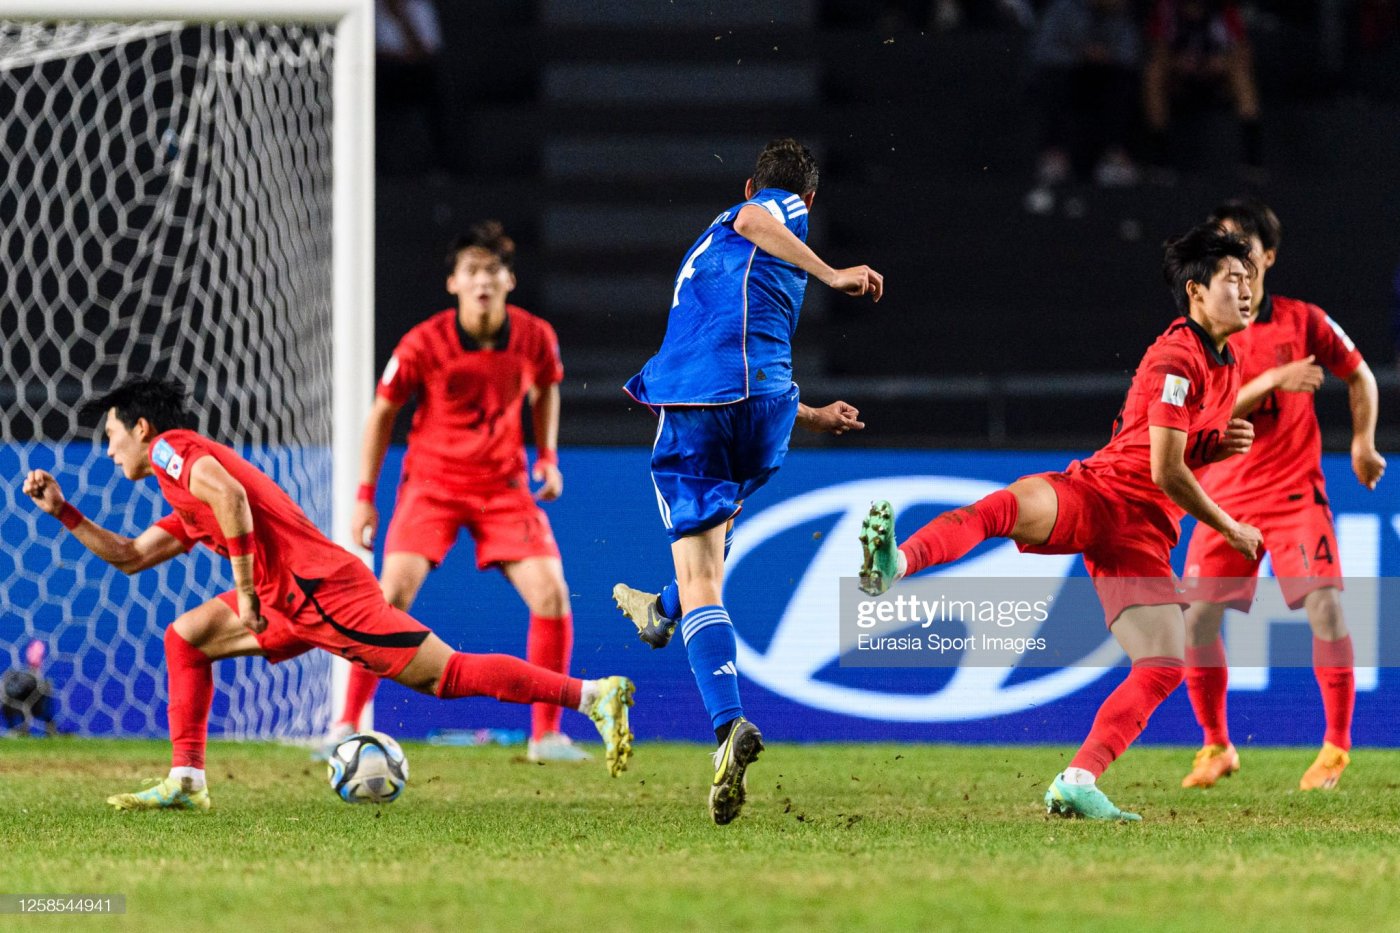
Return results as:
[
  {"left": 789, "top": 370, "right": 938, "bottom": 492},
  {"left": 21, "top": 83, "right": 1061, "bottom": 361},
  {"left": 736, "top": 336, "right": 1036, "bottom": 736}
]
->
[{"left": 650, "top": 386, "right": 799, "bottom": 540}]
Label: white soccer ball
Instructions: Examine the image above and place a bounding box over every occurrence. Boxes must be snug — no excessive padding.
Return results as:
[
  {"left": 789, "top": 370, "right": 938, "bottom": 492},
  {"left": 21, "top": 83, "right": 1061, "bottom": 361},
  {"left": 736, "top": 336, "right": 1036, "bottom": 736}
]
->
[{"left": 327, "top": 731, "right": 409, "bottom": 804}]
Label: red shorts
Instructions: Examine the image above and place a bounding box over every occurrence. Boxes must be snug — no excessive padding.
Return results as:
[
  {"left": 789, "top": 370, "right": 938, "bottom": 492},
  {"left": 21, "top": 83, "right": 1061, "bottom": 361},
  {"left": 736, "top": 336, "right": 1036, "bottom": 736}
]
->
[
  {"left": 1017, "top": 465, "right": 1187, "bottom": 627},
  {"left": 1183, "top": 491, "right": 1343, "bottom": 611},
  {"left": 218, "top": 560, "right": 431, "bottom": 678},
  {"left": 384, "top": 474, "right": 561, "bottom": 569}
]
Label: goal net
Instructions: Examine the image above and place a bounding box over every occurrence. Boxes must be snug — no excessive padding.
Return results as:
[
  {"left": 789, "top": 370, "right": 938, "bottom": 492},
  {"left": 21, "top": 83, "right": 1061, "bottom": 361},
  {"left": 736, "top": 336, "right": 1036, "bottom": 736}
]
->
[{"left": 0, "top": 13, "right": 366, "bottom": 741}]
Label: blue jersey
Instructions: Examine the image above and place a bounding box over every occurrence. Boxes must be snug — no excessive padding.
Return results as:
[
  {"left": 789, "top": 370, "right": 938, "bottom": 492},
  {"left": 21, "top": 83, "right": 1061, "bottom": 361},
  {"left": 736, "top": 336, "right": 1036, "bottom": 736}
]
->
[{"left": 624, "top": 187, "right": 810, "bottom": 406}]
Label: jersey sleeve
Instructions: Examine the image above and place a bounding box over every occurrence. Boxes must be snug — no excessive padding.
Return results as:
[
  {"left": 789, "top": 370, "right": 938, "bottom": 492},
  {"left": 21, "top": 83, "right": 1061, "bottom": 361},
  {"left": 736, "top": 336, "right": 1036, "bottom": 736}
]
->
[
  {"left": 729, "top": 190, "right": 810, "bottom": 229},
  {"left": 153, "top": 513, "right": 197, "bottom": 552},
  {"left": 1144, "top": 348, "right": 1203, "bottom": 432},
  {"left": 531, "top": 319, "right": 564, "bottom": 388},
  {"left": 1305, "top": 303, "right": 1363, "bottom": 379},
  {"left": 376, "top": 331, "right": 424, "bottom": 405},
  {"left": 149, "top": 434, "right": 211, "bottom": 491}
]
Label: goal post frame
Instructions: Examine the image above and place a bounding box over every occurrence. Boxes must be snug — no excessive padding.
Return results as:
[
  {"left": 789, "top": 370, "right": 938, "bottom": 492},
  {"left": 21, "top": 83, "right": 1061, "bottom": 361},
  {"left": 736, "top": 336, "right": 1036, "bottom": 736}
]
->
[{"left": 4, "top": 0, "right": 376, "bottom": 731}]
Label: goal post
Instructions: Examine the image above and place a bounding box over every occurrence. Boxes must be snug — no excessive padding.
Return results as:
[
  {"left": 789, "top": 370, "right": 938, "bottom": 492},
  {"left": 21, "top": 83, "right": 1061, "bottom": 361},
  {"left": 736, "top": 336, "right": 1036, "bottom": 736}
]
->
[{"left": 0, "top": 1, "right": 373, "bottom": 739}]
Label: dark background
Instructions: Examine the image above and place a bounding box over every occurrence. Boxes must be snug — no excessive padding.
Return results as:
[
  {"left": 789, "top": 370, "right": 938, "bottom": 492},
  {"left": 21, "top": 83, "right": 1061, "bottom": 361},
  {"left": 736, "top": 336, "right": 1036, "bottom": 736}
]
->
[{"left": 373, "top": 0, "right": 1400, "bottom": 450}]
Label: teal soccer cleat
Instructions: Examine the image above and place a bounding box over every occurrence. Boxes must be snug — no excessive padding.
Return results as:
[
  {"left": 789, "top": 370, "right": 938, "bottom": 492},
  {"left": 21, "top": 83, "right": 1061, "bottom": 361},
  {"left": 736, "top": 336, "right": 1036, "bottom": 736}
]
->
[
  {"left": 859, "top": 500, "right": 900, "bottom": 596},
  {"left": 1044, "top": 774, "right": 1141, "bottom": 821}
]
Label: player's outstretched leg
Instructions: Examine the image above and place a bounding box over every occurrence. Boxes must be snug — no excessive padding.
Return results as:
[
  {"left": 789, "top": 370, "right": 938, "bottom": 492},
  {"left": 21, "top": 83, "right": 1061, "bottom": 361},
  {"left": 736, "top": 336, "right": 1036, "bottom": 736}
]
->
[
  {"left": 424, "top": 646, "right": 635, "bottom": 778},
  {"left": 859, "top": 500, "right": 902, "bottom": 595},
  {"left": 1044, "top": 773, "right": 1140, "bottom": 821},
  {"left": 709, "top": 717, "right": 764, "bottom": 826},
  {"left": 612, "top": 583, "right": 677, "bottom": 649}
]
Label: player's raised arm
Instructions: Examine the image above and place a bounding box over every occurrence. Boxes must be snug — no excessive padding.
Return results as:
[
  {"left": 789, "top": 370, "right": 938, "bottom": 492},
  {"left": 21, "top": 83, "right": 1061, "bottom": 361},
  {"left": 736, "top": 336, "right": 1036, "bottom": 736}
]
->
[
  {"left": 186, "top": 456, "right": 265, "bottom": 633},
  {"left": 731, "top": 203, "right": 883, "bottom": 302},
  {"left": 353, "top": 394, "right": 404, "bottom": 549},
  {"left": 22, "top": 469, "right": 186, "bottom": 573},
  {"left": 1148, "top": 425, "right": 1260, "bottom": 558}
]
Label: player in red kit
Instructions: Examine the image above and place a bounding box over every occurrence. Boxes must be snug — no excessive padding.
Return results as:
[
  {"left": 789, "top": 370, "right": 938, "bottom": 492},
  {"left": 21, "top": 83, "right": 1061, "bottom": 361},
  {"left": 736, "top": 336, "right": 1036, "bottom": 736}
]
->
[
  {"left": 860, "top": 224, "right": 1261, "bottom": 820},
  {"left": 321, "top": 222, "right": 586, "bottom": 763},
  {"left": 23, "top": 378, "right": 634, "bottom": 811},
  {"left": 1179, "top": 200, "right": 1384, "bottom": 792}
]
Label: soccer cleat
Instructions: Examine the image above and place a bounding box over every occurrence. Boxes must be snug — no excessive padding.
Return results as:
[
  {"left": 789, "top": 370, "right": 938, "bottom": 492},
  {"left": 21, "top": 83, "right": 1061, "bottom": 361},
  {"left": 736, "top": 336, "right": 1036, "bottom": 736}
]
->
[
  {"left": 612, "top": 583, "right": 676, "bottom": 649},
  {"left": 584, "top": 676, "right": 635, "bottom": 777},
  {"left": 1299, "top": 742, "right": 1350, "bottom": 791},
  {"left": 107, "top": 776, "right": 210, "bottom": 813},
  {"left": 859, "top": 500, "right": 900, "bottom": 596},
  {"left": 1181, "top": 743, "right": 1241, "bottom": 789},
  {"left": 311, "top": 720, "right": 356, "bottom": 762},
  {"left": 709, "top": 718, "right": 764, "bottom": 826},
  {"left": 1044, "top": 774, "right": 1141, "bottom": 821},
  {"left": 527, "top": 731, "right": 592, "bottom": 763}
]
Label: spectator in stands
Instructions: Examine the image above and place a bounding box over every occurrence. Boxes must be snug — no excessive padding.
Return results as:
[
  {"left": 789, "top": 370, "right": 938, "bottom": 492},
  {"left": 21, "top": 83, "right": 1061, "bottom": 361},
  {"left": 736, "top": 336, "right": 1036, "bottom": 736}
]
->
[
  {"left": 1143, "top": 0, "right": 1263, "bottom": 179},
  {"left": 376, "top": 0, "right": 452, "bottom": 175},
  {"left": 1024, "top": 0, "right": 1142, "bottom": 213}
]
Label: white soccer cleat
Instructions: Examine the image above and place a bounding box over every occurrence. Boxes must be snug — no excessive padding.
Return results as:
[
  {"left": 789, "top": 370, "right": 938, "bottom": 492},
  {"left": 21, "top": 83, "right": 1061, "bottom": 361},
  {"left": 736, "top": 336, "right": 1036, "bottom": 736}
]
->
[{"left": 527, "top": 731, "right": 592, "bottom": 763}]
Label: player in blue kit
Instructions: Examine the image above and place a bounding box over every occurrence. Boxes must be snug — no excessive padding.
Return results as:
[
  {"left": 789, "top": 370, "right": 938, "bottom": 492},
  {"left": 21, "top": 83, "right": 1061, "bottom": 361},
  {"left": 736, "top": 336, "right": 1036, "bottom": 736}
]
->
[{"left": 614, "top": 139, "right": 883, "bottom": 824}]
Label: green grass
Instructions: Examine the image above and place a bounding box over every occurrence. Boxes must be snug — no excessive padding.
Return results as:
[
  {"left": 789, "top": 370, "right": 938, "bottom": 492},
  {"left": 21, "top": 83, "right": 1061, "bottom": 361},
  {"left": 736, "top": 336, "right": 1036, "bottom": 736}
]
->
[{"left": 2, "top": 739, "right": 1399, "bottom": 932}]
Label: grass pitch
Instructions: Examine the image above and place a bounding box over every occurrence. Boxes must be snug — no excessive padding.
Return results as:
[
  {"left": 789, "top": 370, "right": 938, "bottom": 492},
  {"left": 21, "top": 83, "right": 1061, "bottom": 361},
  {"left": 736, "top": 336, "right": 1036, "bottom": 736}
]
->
[{"left": 2, "top": 739, "right": 1398, "bottom": 932}]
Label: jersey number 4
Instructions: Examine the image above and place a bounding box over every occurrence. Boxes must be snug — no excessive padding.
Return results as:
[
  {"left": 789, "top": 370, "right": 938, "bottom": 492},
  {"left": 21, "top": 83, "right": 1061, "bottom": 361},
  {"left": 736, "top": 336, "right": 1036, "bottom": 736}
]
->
[{"left": 672, "top": 233, "right": 715, "bottom": 308}]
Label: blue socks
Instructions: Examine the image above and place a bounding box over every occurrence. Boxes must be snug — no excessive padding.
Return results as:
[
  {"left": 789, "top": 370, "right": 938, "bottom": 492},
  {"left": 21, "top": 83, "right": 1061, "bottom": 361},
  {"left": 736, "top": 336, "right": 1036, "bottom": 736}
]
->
[
  {"left": 681, "top": 605, "right": 743, "bottom": 732},
  {"left": 659, "top": 527, "right": 734, "bottom": 621}
]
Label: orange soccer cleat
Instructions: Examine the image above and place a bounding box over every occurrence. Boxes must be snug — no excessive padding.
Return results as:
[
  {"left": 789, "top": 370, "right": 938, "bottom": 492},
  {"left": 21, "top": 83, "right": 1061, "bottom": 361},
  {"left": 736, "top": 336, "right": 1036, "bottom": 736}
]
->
[
  {"left": 1299, "top": 742, "right": 1350, "bottom": 791},
  {"left": 1181, "top": 743, "right": 1241, "bottom": 789}
]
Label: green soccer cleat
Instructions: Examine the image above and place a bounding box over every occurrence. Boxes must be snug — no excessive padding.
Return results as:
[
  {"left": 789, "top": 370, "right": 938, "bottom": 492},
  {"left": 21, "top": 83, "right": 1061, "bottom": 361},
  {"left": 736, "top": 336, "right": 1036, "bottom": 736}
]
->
[
  {"left": 107, "top": 776, "right": 211, "bottom": 813},
  {"left": 612, "top": 583, "right": 677, "bottom": 649},
  {"left": 584, "top": 676, "right": 635, "bottom": 777},
  {"left": 859, "top": 500, "right": 900, "bottom": 596},
  {"left": 709, "top": 718, "right": 764, "bottom": 826},
  {"left": 1044, "top": 774, "right": 1141, "bottom": 821}
]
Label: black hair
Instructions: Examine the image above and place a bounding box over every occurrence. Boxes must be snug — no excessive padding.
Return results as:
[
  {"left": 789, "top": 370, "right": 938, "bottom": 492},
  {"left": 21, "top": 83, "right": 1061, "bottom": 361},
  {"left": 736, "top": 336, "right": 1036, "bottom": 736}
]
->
[
  {"left": 1161, "top": 223, "right": 1256, "bottom": 314},
  {"left": 1207, "top": 198, "right": 1282, "bottom": 253},
  {"left": 79, "top": 376, "right": 195, "bottom": 435},
  {"left": 751, "top": 138, "right": 819, "bottom": 196},
  {"left": 445, "top": 220, "right": 515, "bottom": 273}
]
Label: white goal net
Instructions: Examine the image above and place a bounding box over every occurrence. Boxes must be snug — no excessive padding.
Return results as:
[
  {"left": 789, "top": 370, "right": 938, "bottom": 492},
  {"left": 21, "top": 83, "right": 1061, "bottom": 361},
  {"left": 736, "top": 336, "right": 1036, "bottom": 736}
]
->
[{"left": 0, "top": 18, "right": 348, "bottom": 740}]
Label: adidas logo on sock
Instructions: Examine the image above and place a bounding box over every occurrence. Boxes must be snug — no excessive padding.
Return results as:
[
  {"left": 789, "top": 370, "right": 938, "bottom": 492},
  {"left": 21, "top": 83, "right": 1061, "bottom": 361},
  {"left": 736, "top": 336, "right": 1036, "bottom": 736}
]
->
[{"left": 712, "top": 661, "right": 737, "bottom": 677}]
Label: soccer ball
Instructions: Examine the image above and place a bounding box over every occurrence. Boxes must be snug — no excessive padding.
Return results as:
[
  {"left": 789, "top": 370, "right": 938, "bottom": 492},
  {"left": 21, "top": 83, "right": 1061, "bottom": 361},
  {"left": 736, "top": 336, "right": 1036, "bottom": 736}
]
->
[{"left": 327, "top": 731, "right": 408, "bottom": 804}]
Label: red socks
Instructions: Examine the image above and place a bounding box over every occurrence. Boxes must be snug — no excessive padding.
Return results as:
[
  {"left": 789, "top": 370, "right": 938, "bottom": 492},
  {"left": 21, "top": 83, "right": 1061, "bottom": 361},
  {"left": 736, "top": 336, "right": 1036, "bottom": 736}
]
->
[
  {"left": 338, "top": 664, "right": 381, "bottom": 729},
  {"left": 1069, "top": 657, "right": 1184, "bottom": 777},
  {"left": 527, "top": 613, "right": 573, "bottom": 740},
  {"left": 899, "top": 489, "right": 1019, "bottom": 577},
  {"left": 343, "top": 615, "right": 575, "bottom": 739},
  {"left": 165, "top": 627, "right": 214, "bottom": 770},
  {"left": 1314, "top": 635, "right": 1354, "bottom": 750},
  {"left": 435, "top": 651, "right": 582, "bottom": 710},
  {"left": 1185, "top": 637, "right": 1230, "bottom": 747}
]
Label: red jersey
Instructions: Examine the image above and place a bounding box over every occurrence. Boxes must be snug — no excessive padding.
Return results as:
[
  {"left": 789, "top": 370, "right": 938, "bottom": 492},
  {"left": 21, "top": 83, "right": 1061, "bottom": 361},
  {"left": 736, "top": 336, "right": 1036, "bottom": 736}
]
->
[
  {"left": 149, "top": 430, "right": 358, "bottom": 612},
  {"left": 1080, "top": 316, "right": 1240, "bottom": 523},
  {"left": 378, "top": 305, "right": 564, "bottom": 488},
  {"left": 1200, "top": 294, "right": 1363, "bottom": 509}
]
